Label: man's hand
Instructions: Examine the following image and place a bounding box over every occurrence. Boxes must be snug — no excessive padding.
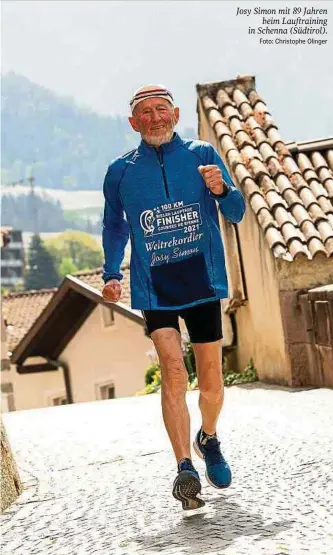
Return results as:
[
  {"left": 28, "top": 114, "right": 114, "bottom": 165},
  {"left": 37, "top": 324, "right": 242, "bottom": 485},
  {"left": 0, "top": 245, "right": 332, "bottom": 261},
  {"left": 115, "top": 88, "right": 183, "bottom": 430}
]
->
[
  {"left": 198, "top": 165, "right": 226, "bottom": 195},
  {"left": 102, "top": 279, "right": 122, "bottom": 303}
]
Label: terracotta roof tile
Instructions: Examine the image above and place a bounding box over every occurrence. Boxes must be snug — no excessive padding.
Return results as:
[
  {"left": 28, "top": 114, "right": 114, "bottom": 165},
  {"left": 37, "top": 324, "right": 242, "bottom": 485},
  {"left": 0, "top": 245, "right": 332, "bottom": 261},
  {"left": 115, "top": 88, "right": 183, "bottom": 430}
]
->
[
  {"left": 197, "top": 76, "right": 333, "bottom": 260},
  {"left": 275, "top": 207, "right": 298, "bottom": 231},
  {"left": 326, "top": 150, "right": 333, "bottom": 170},
  {"left": 273, "top": 244, "right": 292, "bottom": 261},
  {"left": 318, "top": 167, "right": 332, "bottom": 184},
  {"left": 2, "top": 289, "right": 56, "bottom": 352},
  {"left": 248, "top": 159, "right": 269, "bottom": 180},
  {"left": 259, "top": 142, "right": 278, "bottom": 162},
  {"left": 265, "top": 227, "right": 287, "bottom": 250},
  {"left": 249, "top": 192, "right": 269, "bottom": 216},
  {"left": 297, "top": 153, "right": 314, "bottom": 173},
  {"left": 280, "top": 221, "right": 304, "bottom": 246},
  {"left": 243, "top": 178, "right": 261, "bottom": 198},
  {"left": 256, "top": 208, "right": 276, "bottom": 233},
  {"left": 267, "top": 128, "right": 284, "bottom": 148},
  {"left": 301, "top": 217, "right": 321, "bottom": 236},
  {"left": 309, "top": 179, "right": 329, "bottom": 199},
  {"left": 311, "top": 152, "right": 328, "bottom": 170},
  {"left": 266, "top": 190, "right": 289, "bottom": 211},
  {"left": 324, "top": 179, "right": 333, "bottom": 199},
  {"left": 207, "top": 109, "right": 224, "bottom": 131},
  {"left": 308, "top": 237, "right": 327, "bottom": 257},
  {"left": 2, "top": 265, "right": 131, "bottom": 352},
  {"left": 289, "top": 240, "right": 310, "bottom": 259},
  {"left": 227, "top": 149, "right": 243, "bottom": 168},
  {"left": 221, "top": 135, "right": 237, "bottom": 156}
]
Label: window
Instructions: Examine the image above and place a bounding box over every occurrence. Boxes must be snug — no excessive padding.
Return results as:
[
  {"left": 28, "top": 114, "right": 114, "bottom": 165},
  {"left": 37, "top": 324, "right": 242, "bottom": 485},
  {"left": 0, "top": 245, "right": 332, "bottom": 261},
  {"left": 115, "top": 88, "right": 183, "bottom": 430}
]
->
[
  {"left": 95, "top": 380, "right": 116, "bottom": 401},
  {"left": 100, "top": 384, "right": 115, "bottom": 400},
  {"left": 52, "top": 396, "right": 67, "bottom": 406},
  {"left": 11, "top": 231, "right": 22, "bottom": 242},
  {"left": 47, "top": 391, "right": 67, "bottom": 406}
]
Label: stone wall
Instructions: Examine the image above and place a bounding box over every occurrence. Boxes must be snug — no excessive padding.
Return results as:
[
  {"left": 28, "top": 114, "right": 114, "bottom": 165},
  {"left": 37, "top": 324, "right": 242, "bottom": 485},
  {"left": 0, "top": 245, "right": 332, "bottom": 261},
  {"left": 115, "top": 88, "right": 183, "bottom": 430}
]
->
[
  {"left": 1, "top": 417, "right": 23, "bottom": 513},
  {"left": 280, "top": 284, "right": 333, "bottom": 387}
]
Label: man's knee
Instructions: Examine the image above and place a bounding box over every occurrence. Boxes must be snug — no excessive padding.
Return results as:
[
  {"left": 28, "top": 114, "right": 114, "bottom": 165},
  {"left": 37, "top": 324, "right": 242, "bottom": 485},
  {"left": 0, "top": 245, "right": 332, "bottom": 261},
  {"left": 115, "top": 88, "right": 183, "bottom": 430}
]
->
[
  {"left": 161, "top": 357, "right": 188, "bottom": 396},
  {"left": 199, "top": 362, "right": 223, "bottom": 403}
]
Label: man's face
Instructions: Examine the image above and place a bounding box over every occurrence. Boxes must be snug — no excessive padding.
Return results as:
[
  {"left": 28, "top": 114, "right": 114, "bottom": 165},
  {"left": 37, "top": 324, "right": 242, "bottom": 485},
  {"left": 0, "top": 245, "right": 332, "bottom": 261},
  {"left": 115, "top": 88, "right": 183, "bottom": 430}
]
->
[{"left": 129, "top": 97, "right": 180, "bottom": 147}]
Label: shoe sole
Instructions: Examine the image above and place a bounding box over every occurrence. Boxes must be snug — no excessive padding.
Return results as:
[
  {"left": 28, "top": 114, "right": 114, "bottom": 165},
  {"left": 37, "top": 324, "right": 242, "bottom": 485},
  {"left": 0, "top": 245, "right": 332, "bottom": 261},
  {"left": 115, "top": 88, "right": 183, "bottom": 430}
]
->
[
  {"left": 193, "top": 439, "right": 231, "bottom": 490},
  {"left": 172, "top": 470, "right": 205, "bottom": 510}
]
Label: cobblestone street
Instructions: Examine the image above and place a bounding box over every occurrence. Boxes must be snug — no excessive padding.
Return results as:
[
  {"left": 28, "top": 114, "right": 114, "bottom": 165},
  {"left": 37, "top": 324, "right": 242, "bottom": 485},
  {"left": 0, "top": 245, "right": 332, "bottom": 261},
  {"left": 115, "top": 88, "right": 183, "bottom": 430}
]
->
[{"left": 2, "top": 385, "right": 333, "bottom": 555}]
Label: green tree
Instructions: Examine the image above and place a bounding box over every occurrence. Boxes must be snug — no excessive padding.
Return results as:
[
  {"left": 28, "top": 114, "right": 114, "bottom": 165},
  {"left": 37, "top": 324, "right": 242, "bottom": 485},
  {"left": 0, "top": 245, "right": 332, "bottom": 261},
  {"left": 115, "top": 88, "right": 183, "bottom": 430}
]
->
[
  {"left": 59, "top": 257, "right": 78, "bottom": 279},
  {"left": 24, "top": 234, "right": 60, "bottom": 290},
  {"left": 45, "top": 230, "right": 103, "bottom": 272}
]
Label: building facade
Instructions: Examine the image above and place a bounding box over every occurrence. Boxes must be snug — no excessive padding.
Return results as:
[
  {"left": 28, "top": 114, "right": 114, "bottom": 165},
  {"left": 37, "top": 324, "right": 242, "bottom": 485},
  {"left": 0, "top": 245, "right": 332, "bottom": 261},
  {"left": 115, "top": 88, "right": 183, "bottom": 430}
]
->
[{"left": 1, "top": 229, "right": 25, "bottom": 289}]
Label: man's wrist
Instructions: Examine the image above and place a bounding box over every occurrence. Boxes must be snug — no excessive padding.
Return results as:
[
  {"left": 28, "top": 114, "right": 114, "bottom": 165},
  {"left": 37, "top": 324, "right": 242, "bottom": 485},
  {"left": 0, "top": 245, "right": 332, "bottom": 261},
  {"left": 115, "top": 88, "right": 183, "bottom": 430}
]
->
[
  {"left": 103, "top": 276, "right": 122, "bottom": 285},
  {"left": 212, "top": 181, "right": 230, "bottom": 199}
]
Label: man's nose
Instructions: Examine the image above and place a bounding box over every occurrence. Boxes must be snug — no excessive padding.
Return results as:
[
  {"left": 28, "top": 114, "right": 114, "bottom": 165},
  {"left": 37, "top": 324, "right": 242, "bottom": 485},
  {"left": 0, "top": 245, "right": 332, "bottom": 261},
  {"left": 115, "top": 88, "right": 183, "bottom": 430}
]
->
[{"left": 151, "top": 109, "right": 162, "bottom": 122}]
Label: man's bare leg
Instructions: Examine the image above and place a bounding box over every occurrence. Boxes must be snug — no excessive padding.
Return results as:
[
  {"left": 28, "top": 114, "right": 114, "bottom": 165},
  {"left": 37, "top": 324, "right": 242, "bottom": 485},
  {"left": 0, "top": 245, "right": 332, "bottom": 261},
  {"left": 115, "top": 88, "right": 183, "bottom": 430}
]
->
[
  {"left": 192, "top": 339, "right": 231, "bottom": 489},
  {"left": 192, "top": 339, "right": 224, "bottom": 435},
  {"left": 152, "top": 328, "right": 205, "bottom": 509},
  {"left": 151, "top": 328, "right": 190, "bottom": 462}
]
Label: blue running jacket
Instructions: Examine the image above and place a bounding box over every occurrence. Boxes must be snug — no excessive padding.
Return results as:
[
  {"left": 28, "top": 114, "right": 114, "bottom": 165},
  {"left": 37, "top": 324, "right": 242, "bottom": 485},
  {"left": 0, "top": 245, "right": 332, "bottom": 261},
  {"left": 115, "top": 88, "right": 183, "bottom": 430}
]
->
[{"left": 102, "top": 133, "right": 245, "bottom": 310}]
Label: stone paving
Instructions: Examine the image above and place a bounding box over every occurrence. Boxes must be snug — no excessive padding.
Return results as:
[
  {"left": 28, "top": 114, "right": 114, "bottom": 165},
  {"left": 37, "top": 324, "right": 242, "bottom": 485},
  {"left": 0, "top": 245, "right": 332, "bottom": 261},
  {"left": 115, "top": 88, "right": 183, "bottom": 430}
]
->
[{"left": 1, "top": 385, "right": 333, "bottom": 555}]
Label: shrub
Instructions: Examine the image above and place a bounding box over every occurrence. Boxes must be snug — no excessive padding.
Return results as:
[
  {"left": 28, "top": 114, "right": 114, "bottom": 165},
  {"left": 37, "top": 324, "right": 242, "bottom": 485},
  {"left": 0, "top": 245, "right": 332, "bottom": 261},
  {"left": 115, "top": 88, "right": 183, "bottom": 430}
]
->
[
  {"left": 145, "top": 363, "right": 160, "bottom": 386},
  {"left": 223, "top": 357, "right": 258, "bottom": 386}
]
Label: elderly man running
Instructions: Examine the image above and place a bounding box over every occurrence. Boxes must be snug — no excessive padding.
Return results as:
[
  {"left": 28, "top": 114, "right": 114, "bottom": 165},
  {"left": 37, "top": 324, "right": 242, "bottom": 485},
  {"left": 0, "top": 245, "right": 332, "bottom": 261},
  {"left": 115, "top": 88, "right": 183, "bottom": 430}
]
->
[{"left": 102, "top": 84, "right": 245, "bottom": 510}]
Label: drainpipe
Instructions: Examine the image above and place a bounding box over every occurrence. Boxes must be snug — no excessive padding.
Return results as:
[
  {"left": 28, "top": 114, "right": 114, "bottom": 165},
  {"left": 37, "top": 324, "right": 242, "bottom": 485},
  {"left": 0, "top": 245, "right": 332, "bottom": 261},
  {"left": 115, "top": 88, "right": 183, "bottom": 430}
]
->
[
  {"left": 229, "top": 312, "right": 238, "bottom": 348},
  {"left": 47, "top": 359, "right": 73, "bottom": 404}
]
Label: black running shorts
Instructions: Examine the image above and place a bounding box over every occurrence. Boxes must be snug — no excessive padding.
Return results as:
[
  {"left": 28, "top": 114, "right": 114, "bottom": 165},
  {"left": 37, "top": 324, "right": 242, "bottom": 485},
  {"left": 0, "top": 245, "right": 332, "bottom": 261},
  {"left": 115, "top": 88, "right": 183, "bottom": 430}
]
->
[{"left": 142, "top": 300, "right": 222, "bottom": 343}]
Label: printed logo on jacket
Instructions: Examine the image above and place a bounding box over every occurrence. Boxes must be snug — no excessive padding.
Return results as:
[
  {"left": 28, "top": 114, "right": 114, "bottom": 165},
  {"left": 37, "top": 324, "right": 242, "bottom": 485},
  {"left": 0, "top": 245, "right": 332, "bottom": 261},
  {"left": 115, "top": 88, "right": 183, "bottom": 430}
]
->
[{"left": 139, "top": 200, "right": 204, "bottom": 266}]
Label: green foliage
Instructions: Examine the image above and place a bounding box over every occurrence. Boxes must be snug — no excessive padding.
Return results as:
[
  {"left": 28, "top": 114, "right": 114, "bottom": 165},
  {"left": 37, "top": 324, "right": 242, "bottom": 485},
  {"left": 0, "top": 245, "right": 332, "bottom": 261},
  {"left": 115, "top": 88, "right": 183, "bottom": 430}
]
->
[
  {"left": 223, "top": 357, "right": 258, "bottom": 386},
  {"left": 182, "top": 340, "right": 196, "bottom": 383},
  {"left": 139, "top": 368, "right": 162, "bottom": 395},
  {"left": 24, "top": 234, "right": 60, "bottom": 290},
  {"left": 2, "top": 282, "right": 24, "bottom": 295},
  {"left": 44, "top": 230, "right": 103, "bottom": 273},
  {"left": 145, "top": 363, "right": 161, "bottom": 386},
  {"left": 58, "top": 257, "right": 78, "bottom": 278},
  {"left": 139, "top": 339, "right": 197, "bottom": 396}
]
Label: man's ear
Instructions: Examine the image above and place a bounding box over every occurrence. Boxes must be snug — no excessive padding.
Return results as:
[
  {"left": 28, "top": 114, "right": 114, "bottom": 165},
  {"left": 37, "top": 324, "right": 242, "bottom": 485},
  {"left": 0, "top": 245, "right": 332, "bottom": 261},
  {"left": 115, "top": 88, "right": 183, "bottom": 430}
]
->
[
  {"left": 174, "top": 107, "right": 180, "bottom": 125},
  {"left": 128, "top": 116, "right": 140, "bottom": 132}
]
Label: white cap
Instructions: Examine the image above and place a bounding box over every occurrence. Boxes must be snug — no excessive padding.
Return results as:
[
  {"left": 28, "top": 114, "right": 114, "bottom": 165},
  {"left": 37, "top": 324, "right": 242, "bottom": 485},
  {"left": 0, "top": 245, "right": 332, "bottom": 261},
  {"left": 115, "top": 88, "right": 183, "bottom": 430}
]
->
[{"left": 130, "top": 84, "right": 174, "bottom": 113}]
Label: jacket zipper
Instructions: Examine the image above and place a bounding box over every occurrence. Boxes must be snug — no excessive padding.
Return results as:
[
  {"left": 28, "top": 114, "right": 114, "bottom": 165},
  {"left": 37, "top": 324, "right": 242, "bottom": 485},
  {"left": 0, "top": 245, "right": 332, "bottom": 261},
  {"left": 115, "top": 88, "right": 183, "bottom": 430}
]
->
[{"left": 156, "top": 148, "right": 170, "bottom": 198}]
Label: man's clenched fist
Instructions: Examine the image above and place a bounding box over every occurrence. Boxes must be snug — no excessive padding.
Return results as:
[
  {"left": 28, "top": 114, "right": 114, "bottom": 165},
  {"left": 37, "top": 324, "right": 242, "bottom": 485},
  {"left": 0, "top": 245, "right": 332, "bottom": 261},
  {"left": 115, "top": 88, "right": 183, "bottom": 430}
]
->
[
  {"left": 102, "top": 279, "right": 122, "bottom": 303},
  {"left": 198, "top": 165, "right": 227, "bottom": 196}
]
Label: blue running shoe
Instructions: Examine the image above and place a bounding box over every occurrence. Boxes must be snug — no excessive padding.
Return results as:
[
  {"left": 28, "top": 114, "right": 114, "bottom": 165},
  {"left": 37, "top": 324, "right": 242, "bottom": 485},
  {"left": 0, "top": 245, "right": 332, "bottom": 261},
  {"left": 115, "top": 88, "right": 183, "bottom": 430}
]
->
[
  {"left": 193, "top": 429, "right": 232, "bottom": 489},
  {"left": 172, "top": 458, "right": 205, "bottom": 510}
]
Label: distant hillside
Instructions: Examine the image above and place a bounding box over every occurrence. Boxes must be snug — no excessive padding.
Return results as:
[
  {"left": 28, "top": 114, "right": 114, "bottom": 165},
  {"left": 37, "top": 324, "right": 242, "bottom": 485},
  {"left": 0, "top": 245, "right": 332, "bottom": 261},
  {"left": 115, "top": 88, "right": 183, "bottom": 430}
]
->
[{"left": 1, "top": 72, "right": 138, "bottom": 190}]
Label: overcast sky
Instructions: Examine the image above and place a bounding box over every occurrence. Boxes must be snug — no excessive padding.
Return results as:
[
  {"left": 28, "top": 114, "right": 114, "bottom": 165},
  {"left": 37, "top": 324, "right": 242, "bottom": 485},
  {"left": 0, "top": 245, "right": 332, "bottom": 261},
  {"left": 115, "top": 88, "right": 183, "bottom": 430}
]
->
[{"left": 2, "top": 0, "right": 332, "bottom": 141}]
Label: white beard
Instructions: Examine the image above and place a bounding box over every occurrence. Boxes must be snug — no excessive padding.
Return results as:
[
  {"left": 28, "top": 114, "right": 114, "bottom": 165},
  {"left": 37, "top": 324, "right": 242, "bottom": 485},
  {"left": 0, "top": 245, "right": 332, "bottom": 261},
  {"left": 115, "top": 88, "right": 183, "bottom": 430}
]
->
[{"left": 142, "top": 128, "right": 174, "bottom": 147}]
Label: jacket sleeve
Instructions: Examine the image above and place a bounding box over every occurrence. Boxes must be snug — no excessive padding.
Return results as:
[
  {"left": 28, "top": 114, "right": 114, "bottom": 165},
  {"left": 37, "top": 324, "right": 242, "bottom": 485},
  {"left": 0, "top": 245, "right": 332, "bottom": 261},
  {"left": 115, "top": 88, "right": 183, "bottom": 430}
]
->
[
  {"left": 206, "top": 145, "right": 246, "bottom": 224},
  {"left": 102, "top": 162, "right": 130, "bottom": 283}
]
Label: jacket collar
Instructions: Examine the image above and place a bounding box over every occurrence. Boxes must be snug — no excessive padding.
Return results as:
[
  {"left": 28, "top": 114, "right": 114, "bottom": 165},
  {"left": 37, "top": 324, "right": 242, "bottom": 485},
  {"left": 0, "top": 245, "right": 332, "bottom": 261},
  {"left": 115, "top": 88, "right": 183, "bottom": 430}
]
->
[{"left": 138, "top": 132, "right": 183, "bottom": 156}]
